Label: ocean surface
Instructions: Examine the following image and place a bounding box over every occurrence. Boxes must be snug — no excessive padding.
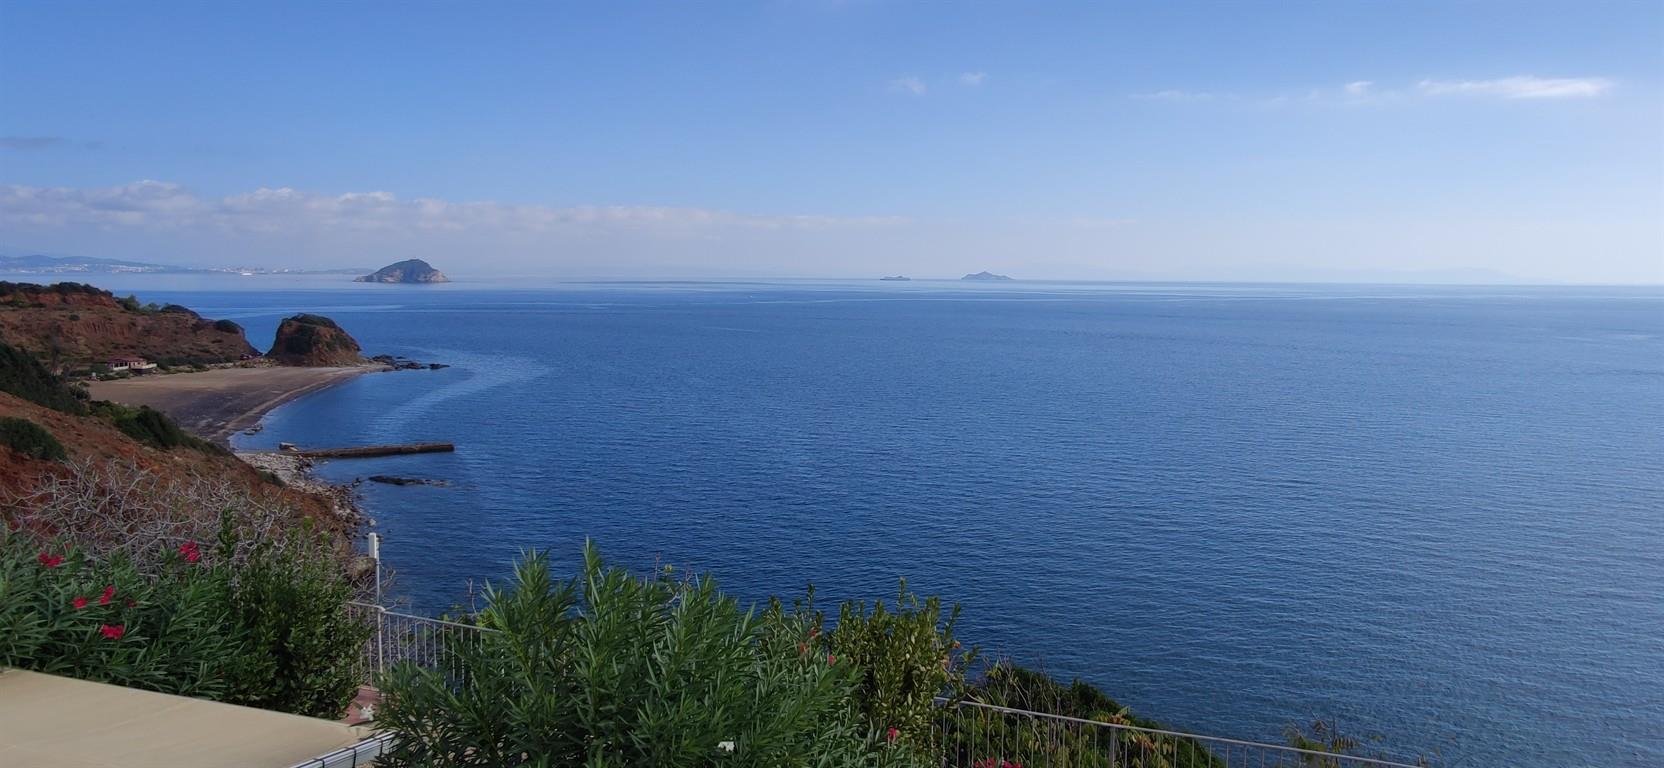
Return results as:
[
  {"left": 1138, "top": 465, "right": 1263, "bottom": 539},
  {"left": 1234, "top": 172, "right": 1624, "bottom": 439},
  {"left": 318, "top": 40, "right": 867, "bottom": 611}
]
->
[{"left": 48, "top": 277, "right": 1664, "bottom": 766}]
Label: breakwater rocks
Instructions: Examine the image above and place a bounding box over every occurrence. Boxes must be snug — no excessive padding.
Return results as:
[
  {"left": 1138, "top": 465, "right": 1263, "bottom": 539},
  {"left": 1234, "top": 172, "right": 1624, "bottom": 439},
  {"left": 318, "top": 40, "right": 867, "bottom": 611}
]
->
[
  {"left": 367, "top": 475, "right": 451, "bottom": 487},
  {"left": 369, "top": 354, "right": 449, "bottom": 371}
]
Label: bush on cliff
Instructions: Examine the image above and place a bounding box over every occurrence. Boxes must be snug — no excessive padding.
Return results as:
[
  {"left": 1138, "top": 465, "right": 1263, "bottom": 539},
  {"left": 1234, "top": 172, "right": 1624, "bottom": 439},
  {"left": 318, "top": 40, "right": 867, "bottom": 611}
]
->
[
  {"left": 0, "top": 340, "right": 87, "bottom": 414},
  {"left": 87, "top": 401, "right": 224, "bottom": 455},
  {"left": 0, "top": 416, "right": 68, "bottom": 461}
]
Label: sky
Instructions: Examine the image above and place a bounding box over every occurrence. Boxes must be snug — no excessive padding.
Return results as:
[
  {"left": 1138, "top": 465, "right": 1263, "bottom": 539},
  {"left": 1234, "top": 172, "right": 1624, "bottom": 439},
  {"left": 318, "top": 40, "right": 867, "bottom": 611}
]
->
[{"left": 1, "top": 1, "right": 1661, "bottom": 283}]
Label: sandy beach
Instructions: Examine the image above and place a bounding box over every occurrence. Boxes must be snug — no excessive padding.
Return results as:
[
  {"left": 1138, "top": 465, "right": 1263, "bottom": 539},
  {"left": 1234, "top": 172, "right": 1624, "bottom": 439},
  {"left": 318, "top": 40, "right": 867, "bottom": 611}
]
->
[{"left": 86, "top": 366, "right": 380, "bottom": 444}]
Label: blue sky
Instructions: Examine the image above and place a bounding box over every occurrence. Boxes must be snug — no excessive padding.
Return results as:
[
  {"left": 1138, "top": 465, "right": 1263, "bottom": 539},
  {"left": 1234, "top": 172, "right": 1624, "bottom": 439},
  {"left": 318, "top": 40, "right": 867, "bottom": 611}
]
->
[{"left": 2, "top": 1, "right": 1660, "bottom": 282}]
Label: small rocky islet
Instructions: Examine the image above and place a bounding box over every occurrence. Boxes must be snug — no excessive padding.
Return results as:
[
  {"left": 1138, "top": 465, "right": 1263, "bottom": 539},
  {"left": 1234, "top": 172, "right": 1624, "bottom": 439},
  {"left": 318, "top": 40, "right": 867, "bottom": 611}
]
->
[{"left": 354, "top": 258, "right": 450, "bottom": 284}]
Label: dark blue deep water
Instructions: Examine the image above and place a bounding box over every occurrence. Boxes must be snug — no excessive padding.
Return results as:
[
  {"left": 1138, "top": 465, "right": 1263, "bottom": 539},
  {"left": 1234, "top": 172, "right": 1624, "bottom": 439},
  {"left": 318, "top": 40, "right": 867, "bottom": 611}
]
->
[{"left": 70, "top": 278, "right": 1664, "bottom": 766}]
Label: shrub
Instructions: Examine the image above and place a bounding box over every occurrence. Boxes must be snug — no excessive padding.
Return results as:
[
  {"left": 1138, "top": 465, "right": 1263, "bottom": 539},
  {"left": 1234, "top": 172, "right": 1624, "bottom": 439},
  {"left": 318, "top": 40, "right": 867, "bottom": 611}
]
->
[
  {"left": 946, "top": 661, "right": 1226, "bottom": 768},
  {"left": 222, "top": 531, "right": 369, "bottom": 718},
  {"left": 0, "top": 341, "right": 86, "bottom": 414},
  {"left": 213, "top": 318, "right": 243, "bottom": 333},
  {"left": 0, "top": 417, "right": 67, "bottom": 461},
  {"left": 376, "top": 544, "right": 917, "bottom": 767},
  {"left": 0, "top": 525, "right": 368, "bottom": 720},
  {"left": 825, "top": 582, "right": 974, "bottom": 754},
  {"left": 5, "top": 459, "right": 328, "bottom": 578},
  {"left": 87, "top": 401, "right": 224, "bottom": 455},
  {"left": 0, "top": 531, "right": 243, "bottom": 700}
]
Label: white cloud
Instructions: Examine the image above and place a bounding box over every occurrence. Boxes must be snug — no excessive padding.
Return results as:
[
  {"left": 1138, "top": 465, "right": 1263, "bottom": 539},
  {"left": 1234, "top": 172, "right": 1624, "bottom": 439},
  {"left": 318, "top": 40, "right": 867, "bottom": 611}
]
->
[
  {"left": 889, "top": 76, "right": 927, "bottom": 95},
  {"left": 0, "top": 181, "right": 903, "bottom": 235},
  {"left": 958, "top": 71, "right": 986, "bottom": 87},
  {"left": 1415, "top": 76, "right": 1613, "bottom": 99},
  {"left": 1135, "top": 76, "right": 1613, "bottom": 105}
]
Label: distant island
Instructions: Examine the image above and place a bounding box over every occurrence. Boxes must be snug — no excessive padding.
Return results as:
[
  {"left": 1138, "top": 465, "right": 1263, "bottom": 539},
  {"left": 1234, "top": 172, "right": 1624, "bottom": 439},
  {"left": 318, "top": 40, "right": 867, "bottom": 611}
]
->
[
  {"left": 961, "top": 271, "right": 1013, "bottom": 281},
  {"left": 0, "top": 254, "right": 366, "bottom": 276},
  {"left": 355, "top": 259, "right": 450, "bottom": 284},
  {"left": 879, "top": 275, "right": 911, "bottom": 281}
]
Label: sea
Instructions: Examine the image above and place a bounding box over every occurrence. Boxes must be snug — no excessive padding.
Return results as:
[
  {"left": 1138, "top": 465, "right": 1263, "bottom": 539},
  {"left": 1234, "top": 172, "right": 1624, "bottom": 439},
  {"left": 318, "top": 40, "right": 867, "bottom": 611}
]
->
[{"left": 32, "top": 275, "right": 1664, "bottom": 766}]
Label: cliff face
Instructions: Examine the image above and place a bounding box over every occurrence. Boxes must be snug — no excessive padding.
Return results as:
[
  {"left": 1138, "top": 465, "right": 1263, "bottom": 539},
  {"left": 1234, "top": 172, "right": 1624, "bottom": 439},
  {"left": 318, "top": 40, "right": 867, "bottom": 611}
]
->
[
  {"left": 355, "top": 259, "right": 449, "bottom": 284},
  {"left": 266, "top": 314, "right": 366, "bottom": 366},
  {"left": 0, "top": 282, "right": 258, "bottom": 370}
]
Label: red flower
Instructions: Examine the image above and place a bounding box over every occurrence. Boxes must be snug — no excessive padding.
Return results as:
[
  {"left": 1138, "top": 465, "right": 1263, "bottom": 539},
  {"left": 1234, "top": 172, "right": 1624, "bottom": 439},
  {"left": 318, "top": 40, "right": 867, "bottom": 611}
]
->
[
  {"left": 178, "top": 541, "right": 201, "bottom": 563},
  {"left": 98, "top": 585, "right": 115, "bottom": 606},
  {"left": 72, "top": 596, "right": 89, "bottom": 610},
  {"left": 885, "top": 727, "right": 899, "bottom": 744},
  {"left": 827, "top": 654, "right": 836, "bottom": 665},
  {"left": 37, "top": 552, "right": 64, "bottom": 568},
  {"left": 100, "top": 624, "right": 125, "bottom": 640}
]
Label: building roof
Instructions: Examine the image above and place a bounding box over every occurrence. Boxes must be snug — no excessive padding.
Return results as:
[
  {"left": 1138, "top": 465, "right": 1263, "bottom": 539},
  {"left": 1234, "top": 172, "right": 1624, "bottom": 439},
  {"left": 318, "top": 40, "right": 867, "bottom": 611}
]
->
[{"left": 0, "top": 669, "right": 376, "bottom": 768}]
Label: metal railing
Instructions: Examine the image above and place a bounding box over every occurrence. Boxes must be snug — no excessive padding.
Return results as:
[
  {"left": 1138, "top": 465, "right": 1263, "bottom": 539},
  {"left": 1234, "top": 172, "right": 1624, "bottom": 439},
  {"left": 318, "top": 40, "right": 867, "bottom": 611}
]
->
[
  {"left": 935, "top": 699, "right": 1425, "bottom": 768},
  {"left": 348, "top": 601, "right": 496, "bottom": 686},
  {"left": 342, "top": 604, "right": 1420, "bottom": 768}
]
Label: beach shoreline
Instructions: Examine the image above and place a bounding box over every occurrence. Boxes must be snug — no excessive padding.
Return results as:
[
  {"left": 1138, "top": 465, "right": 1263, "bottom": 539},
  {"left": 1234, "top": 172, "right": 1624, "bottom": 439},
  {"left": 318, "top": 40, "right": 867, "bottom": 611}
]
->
[{"left": 85, "top": 365, "right": 385, "bottom": 446}]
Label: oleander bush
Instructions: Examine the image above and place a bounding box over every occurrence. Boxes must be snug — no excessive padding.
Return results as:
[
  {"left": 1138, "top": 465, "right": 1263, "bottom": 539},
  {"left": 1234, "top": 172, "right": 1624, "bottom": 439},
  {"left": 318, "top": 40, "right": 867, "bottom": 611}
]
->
[
  {"left": 376, "top": 544, "right": 926, "bottom": 768},
  {"left": 0, "top": 532, "right": 242, "bottom": 699},
  {"left": 0, "top": 416, "right": 67, "bottom": 461},
  {"left": 0, "top": 525, "right": 367, "bottom": 720}
]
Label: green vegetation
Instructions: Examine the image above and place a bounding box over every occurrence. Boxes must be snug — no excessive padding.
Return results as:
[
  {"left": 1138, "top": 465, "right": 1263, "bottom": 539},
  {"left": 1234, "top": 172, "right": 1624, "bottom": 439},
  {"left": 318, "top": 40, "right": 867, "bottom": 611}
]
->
[
  {"left": 945, "top": 662, "right": 1225, "bottom": 768},
  {"left": 0, "top": 340, "right": 87, "bottom": 414},
  {"left": 291, "top": 313, "right": 342, "bottom": 329},
  {"left": 220, "top": 532, "right": 370, "bottom": 717},
  {"left": 0, "top": 281, "right": 108, "bottom": 299},
  {"left": 825, "top": 582, "right": 972, "bottom": 749},
  {"left": 0, "top": 527, "right": 368, "bottom": 719},
  {"left": 114, "top": 294, "right": 162, "bottom": 313},
  {"left": 87, "top": 401, "right": 225, "bottom": 455},
  {"left": 0, "top": 416, "right": 68, "bottom": 461},
  {"left": 213, "top": 318, "right": 243, "bottom": 334},
  {"left": 377, "top": 545, "right": 923, "bottom": 768}
]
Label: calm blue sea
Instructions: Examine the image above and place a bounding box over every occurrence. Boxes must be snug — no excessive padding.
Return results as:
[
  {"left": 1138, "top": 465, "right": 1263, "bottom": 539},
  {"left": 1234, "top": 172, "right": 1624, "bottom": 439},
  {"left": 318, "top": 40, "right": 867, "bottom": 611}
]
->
[{"left": 55, "top": 277, "right": 1664, "bottom": 766}]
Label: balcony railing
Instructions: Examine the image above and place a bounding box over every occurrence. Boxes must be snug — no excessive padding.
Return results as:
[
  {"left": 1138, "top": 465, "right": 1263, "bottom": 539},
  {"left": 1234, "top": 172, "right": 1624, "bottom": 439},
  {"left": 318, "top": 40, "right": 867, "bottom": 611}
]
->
[{"left": 346, "top": 602, "right": 1424, "bottom": 768}]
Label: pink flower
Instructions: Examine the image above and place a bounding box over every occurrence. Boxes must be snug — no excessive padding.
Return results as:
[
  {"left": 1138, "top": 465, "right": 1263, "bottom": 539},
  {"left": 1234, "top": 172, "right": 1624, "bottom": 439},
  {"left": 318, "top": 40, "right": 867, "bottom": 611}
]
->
[
  {"left": 827, "top": 654, "right": 837, "bottom": 665},
  {"left": 100, "top": 624, "right": 125, "bottom": 640},
  {"left": 886, "top": 727, "right": 899, "bottom": 743},
  {"left": 178, "top": 541, "right": 201, "bottom": 563},
  {"left": 72, "top": 596, "right": 89, "bottom": 610},
  {"left": 37, "top": 552, "right": 64, "bottom": 568},
  {"left": 98, "top": 585, "right": 115, "bottom": 606}
]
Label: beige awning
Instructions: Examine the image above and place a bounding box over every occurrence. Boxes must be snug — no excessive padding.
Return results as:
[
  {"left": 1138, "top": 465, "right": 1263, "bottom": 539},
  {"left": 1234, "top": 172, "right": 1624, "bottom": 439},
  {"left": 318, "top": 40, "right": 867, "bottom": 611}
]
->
[{"left": 0, "top": 669, "right": 376, "bottom": 768}]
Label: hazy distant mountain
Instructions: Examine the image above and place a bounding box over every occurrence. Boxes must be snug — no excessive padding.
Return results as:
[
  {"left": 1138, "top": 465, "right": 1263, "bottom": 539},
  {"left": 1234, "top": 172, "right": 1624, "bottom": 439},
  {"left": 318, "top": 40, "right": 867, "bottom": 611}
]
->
[
  {"left": 0, "top": 254, "right": 185, "bottom": 274},
  {"left": 0, "top": 254, "right": 370, "bottom": 276},
  {"left": 961, "top": 271, "right": 1013, "bottom": 281}
]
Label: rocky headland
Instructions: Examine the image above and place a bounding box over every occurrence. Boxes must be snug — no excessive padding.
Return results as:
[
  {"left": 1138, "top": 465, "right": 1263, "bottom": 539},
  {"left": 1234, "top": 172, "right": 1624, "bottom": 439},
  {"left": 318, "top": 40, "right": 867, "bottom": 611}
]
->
[
  {"left": 267, "top": 314, "right": 368, "bottom": 366},
  {"left": 0, "top": 281, "right": 258, "bottom": 370}
]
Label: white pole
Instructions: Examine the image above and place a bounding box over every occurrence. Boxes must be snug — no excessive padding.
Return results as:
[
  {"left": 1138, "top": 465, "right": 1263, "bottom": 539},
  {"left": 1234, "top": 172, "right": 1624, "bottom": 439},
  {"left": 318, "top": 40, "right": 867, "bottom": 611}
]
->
[{"left": 368, "top": 532, "right": 382, "bottom": 604}]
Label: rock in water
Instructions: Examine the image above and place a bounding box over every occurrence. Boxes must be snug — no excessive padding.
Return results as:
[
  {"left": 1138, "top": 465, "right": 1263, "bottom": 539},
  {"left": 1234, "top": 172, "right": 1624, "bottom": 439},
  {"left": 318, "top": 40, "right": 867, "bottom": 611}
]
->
[
  {"left": 267, "top": 314, "right": 367, "bottom": 366},
  {"left": 355, "top": 259, "right": 450, "bottom": 284}
]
